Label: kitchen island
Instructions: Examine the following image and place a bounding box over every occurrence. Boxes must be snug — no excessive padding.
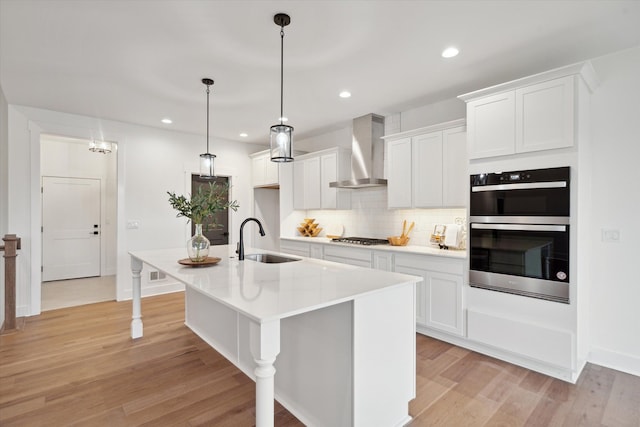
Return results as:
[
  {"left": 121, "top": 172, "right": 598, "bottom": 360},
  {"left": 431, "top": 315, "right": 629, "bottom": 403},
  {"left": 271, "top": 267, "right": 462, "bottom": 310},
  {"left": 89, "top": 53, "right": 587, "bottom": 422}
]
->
[{"left": 129, "top": 246, "right": 421, "bottom": 427}]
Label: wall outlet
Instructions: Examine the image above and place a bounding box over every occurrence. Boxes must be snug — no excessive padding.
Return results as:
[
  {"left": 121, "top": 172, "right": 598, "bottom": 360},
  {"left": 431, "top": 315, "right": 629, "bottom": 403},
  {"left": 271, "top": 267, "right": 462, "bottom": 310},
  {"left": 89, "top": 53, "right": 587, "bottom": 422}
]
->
[{"left": 601, "top": 229, "right": 620, "bottom": 242}]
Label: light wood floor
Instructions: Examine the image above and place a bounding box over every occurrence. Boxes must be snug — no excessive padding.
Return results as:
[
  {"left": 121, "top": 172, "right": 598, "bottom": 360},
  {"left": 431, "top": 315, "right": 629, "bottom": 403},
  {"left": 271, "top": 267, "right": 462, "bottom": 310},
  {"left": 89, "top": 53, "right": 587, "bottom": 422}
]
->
[{"left": 1, "top": 293, "right": 638, "bottom": 426}]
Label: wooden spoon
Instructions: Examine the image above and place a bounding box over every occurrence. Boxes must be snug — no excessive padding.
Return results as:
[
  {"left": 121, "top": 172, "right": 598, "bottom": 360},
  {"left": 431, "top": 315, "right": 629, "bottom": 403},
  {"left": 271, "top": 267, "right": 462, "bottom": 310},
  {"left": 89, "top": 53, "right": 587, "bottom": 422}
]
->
[
  {"left": 401, "top": 220, "right": 407, "bottom": 238},
  {"left": 406, "top": 222, "right": 415, "bottom": 237}
]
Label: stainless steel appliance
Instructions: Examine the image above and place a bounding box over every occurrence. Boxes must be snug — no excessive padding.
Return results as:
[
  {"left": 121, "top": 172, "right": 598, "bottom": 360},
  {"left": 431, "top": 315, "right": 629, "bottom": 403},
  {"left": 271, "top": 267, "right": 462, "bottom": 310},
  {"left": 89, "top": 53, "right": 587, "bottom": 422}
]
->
[
  {"left": 469, "top": 167, "right": 570, "bottom": 303},
  {"left": 331, "top": 237, "right": 389, "bottom": 246}
]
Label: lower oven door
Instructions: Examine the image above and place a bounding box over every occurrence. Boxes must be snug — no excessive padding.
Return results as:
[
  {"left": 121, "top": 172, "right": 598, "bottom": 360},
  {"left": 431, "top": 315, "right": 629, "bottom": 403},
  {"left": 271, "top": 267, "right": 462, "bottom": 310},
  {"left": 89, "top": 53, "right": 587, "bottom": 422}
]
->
[{"left": 469, "top": 223, "right": 570, "bottom": 303}]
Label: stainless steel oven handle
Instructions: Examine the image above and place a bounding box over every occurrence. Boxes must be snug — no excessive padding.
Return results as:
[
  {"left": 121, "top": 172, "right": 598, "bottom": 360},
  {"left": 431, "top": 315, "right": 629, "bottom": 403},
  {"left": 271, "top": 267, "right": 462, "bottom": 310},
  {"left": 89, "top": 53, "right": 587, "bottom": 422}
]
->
[
  {"left": 470, "top": 223, "right": 567, "bottom": 232},
  {"left": 471, "top": 181, "right": 567, "bottom": 192}
]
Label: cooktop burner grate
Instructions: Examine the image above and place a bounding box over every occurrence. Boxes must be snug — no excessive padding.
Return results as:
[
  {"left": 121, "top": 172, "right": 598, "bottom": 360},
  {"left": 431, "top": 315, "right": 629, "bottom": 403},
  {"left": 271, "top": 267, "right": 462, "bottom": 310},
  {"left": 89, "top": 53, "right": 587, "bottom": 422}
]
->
[{"left": 331, "top": 237, "right": 389, "bottom": 245}]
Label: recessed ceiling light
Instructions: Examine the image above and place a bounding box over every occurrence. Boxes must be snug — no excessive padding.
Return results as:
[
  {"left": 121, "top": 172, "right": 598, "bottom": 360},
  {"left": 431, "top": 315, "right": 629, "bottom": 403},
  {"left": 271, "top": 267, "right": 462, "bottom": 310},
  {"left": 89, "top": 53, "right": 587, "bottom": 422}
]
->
[
  {"left": 279, "top": 116, "right": 289, "bottom": 122},
  {"left": 239, "top": 133, "right": 248, "bottom": 138},
  {"left": 161, "top": 118, "right": 172, "bottom": 124},
  {"left": 339, "top": 91, "right": 351, "bottom": 98},
  {"left": 442, "top": 47, "right": 459, "bottom": 58}
]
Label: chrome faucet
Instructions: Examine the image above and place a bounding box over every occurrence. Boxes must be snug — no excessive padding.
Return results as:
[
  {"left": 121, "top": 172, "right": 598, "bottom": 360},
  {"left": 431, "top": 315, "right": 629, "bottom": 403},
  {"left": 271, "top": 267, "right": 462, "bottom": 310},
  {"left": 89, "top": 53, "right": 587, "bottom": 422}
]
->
[{"left": 237, "top": 217, "right": 265, "bottom": 260}]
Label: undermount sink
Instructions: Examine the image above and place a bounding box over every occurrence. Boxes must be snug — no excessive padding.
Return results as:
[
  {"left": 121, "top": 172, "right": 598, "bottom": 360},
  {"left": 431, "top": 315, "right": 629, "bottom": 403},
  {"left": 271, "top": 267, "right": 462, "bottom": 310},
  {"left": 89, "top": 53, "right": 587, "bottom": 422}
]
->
[{"left": 245, "top": 253, "right": 301, "bottom": 264}]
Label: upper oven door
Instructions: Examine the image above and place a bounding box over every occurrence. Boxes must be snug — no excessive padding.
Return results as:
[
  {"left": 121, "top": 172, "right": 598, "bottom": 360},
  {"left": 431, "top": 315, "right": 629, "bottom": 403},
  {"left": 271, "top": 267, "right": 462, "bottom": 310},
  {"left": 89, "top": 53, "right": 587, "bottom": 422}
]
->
[{"left": 470, "top": 167, "right": 570, "bottom": 218}]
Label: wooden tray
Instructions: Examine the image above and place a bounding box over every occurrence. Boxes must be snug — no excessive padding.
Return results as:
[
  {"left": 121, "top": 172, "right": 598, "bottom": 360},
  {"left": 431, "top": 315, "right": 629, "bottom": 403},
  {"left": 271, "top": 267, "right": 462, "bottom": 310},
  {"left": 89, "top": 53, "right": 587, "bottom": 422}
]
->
[{"left": 178, "top": 257, "right": 221, "bottom": 267}]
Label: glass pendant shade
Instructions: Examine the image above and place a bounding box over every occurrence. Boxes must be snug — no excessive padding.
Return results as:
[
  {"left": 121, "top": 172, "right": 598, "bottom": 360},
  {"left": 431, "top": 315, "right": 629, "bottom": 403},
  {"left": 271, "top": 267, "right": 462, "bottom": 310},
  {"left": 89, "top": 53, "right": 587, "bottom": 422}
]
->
[
  {"left": 270, "top": 124, "right": 294, "bottom": 162},
  {"left": 199, "top": 153, "right": 216, "bottom": 178}
]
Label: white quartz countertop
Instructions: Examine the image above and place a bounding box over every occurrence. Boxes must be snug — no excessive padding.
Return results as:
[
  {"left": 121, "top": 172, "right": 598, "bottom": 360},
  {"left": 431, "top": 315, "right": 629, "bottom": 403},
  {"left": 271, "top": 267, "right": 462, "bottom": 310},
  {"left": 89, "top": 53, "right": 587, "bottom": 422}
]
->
[
  {"left": 281, "top": 236, "right": 467, "bottom": 259},
  {"left": 129, "top": 246, "right": 421, "bottom": 324}
]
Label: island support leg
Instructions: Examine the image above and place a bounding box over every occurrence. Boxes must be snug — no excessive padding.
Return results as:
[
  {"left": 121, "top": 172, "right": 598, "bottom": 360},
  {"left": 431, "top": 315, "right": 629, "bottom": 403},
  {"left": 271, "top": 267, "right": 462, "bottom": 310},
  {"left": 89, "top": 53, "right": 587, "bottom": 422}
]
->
[
  {"left": 131, "top": 256, "right": 143, "bottom": 339},
  {"left": 249, "top": 319, "right": 281, "bottom": 427}
]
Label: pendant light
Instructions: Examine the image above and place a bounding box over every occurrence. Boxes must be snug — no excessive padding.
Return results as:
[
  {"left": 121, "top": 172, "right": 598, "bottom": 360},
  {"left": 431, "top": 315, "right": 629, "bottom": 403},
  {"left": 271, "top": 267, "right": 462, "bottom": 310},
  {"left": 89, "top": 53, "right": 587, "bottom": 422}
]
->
[
  {"left": 89, "top": 140, "right": 113, "bottom": 154},
  {"left": 270, "top": 13, "right": 294, "bottom": 163},
  {"left": 199, "top": 78, "right": 216, "bottom": 178}
]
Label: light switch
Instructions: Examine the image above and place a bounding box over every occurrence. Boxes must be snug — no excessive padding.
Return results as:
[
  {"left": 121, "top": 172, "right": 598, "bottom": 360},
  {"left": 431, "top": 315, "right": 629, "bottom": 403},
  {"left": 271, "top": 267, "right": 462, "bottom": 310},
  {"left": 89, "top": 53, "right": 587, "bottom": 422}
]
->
[
  {"left": 127, "top": 220, "right": 140, "bottom": 229},
  {"left": 601, "top": 229, "right": 620, "bottom": 242}
]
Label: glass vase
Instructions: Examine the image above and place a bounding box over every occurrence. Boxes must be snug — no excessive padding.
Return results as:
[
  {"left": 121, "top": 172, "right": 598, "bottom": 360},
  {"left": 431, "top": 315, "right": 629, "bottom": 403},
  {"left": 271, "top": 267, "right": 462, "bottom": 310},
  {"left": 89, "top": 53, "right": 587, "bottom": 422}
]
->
[{"left": 187, "top": 223, "right": 210, "bottom": 262}]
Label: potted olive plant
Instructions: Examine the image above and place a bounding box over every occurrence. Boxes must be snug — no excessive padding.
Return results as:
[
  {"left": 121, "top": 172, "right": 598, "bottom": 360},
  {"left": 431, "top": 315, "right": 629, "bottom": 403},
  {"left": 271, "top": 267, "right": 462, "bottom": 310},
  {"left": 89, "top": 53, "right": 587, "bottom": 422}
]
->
[{"left": 167, "top": 182, "right": 239, "bottom": 262}]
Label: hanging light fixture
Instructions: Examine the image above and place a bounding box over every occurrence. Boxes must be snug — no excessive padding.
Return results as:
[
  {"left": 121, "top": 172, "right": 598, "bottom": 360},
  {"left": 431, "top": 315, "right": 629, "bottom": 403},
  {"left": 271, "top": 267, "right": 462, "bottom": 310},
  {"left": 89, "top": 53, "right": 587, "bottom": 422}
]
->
[
  {"left": 89, "top": 140, "right": 113, "bottom": 154},
  {"left": 270, "top": 13, "right": 294, "bottom": 162},
  {"left": 199, "top": 78, "right": 216, "bottom": 178}
]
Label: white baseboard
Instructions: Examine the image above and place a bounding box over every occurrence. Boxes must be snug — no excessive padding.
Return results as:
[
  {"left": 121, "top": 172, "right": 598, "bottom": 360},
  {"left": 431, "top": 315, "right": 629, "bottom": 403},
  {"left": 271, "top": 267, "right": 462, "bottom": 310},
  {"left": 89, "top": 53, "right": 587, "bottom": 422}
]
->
[{"left": 589, "top": 346, "right": 640, "bottom": 377}]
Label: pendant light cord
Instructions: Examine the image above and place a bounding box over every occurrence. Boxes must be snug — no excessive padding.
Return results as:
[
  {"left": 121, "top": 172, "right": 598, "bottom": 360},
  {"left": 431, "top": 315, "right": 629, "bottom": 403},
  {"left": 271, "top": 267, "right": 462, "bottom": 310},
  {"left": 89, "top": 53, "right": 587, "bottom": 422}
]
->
[
  {"left": 280, "top": 27, "right": 284, "bottom": 125},
  {"left": 206, "top": 84, "right": 210, "bottom": 153}
]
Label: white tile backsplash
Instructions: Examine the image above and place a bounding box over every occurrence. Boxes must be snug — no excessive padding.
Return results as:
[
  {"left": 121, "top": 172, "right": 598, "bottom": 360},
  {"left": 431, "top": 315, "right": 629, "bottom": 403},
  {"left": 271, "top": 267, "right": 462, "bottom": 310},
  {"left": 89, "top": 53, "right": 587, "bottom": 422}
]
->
[{"left": 305, "top": 187, "right": 466, "bottom": 246}]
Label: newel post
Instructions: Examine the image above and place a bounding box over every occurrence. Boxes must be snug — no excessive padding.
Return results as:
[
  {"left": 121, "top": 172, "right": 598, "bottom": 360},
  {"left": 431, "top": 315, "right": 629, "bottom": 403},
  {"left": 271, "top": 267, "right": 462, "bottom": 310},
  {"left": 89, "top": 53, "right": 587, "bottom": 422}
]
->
[{"left": 2, "top": 234, "right": 21, "bottom": 332}]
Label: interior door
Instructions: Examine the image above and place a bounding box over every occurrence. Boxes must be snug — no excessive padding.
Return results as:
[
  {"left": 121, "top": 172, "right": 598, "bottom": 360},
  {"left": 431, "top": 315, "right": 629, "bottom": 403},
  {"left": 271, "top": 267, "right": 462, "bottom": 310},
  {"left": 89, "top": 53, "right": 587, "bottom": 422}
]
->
[
  {"left": 42, "top": 176, "right": 101, "bottom": 281},
  {"left": 191, "top": 175, "right": 230, "bottom": 245}
]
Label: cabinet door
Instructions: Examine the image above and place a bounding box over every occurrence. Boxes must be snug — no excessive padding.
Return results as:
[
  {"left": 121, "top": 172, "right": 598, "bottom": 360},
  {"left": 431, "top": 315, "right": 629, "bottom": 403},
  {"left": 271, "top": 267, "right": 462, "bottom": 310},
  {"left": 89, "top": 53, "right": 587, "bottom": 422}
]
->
[
  {"left": 442, "top": 126, "right": 467, "bottom": 207},
  {"left": 309, "top": 244, "right": 323, "bottom": 259},
  {"left": 293, "top": 160, "right": 305, "bottom": 210},
  {"left": 387, "top": 137, "right": 413, "bottom": 208},
  {"left": 515, "top": 76, "right": 574, "bottom": 153},
  {"left": 373, "top": 251, "right": 393, "bottom": 271},
  {"left": 304, "top": 157, "right": 321, "bottom": 209},
  {"left": 393, "top": 265, "right": 427, "bottom": 326},
  {"left": 320, "top": 152, "right": 338, "bottom": 209},
  {"left": 264, "top": 157, "right": 279, "bottom": 186},
  {"left": 412, "top": 131, "right": 443, "bottom": 208},
  {"left": 424, "top": 271, "right": 464, "bottom": 336},
  {"left": 467, "top": 91, "right": 515, "bottom": 159},
  {"left": 252, "top": 155, "right": 267, "bottom": 187}
]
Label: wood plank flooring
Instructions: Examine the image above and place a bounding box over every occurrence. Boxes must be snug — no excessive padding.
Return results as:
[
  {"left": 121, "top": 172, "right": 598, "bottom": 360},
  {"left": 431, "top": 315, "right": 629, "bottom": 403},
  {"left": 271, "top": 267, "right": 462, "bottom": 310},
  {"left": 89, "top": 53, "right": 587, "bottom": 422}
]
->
[{"left": 1, "top": 292, "right": 638, "bottom": 426}]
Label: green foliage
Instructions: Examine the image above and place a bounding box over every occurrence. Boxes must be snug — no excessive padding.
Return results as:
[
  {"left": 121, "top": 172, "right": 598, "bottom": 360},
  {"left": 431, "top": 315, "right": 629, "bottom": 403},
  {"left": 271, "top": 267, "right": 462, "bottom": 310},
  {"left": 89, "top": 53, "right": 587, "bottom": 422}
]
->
[{"left": 167, "top": 182, "right": 239, "bottom": 228}]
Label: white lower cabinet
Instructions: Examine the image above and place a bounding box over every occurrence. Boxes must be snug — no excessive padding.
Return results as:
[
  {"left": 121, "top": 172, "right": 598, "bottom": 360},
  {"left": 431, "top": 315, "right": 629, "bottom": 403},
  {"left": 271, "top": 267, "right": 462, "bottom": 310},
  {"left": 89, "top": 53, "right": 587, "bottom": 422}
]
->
[
  {"left": 323, "top": 245, "right": 372, "bottom": 268},
  {"left": 280, "top": 240, "right": 311, "bottom": 257},
  {"left": 281, "top": 239, "right": 465, "bottom": 337},
  {"left": 394, "top": 254, "right": 465, "bottom": 336},
  {"left": 373, "top": 250, "right": 393, "bottom": 271}
]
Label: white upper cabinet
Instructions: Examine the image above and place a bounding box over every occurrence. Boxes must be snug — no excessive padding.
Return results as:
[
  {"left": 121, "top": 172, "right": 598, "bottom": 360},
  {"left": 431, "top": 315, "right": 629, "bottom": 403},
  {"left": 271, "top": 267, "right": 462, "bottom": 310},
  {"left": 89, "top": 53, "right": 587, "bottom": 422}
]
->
[
  {"left": 442, "top": 126, "right": 467, "bottom": 207},
  {"left": 384, "top": 119, "right": 466, "bottom": 209},
  {"left": 292, "top": 147, "right": 351, "bottom": 210},
  {"left": 250, "top": 150, "right": 279, "bottom": 188},
  {"left": 515, "top": 76, "right": 574, "bottom": 153},
  {"left": 412, "top": 131, "right": 443, "bottom": 208},
  {"left": 460, "top": 62, "right": 598, "bottom": 160},
  {"left": 467, "top": 91, "right": 515, "bottom": 159},
  {"left": 387, "top": 137, "right": 412, "bottom": 208}
]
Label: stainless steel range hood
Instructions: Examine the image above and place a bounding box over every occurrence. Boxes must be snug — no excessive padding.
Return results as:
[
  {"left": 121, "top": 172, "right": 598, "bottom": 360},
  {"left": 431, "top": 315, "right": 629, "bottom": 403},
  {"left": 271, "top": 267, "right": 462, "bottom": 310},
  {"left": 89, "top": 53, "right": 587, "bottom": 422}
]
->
[{"left": 329, "top": 113, "right": 387, "bottom": 189}]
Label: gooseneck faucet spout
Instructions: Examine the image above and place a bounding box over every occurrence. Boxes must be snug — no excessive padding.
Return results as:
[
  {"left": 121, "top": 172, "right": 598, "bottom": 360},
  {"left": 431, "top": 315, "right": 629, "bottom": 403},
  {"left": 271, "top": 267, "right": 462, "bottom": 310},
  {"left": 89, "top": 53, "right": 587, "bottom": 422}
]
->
[{"left": 237, "top": 217, "right": 266, "bottom": 260}]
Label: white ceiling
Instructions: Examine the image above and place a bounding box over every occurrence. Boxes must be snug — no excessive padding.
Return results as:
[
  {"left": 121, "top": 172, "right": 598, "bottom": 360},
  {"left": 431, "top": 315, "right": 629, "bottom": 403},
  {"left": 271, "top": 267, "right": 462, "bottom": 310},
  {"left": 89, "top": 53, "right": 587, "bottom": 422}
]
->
[{"left": 1, "top": 1, "right": 640, "bottom": 146}]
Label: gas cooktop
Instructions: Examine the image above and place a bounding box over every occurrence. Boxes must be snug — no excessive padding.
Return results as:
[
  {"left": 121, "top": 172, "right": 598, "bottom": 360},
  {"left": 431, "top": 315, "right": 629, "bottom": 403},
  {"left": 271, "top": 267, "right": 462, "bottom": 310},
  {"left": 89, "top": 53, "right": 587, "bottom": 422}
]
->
[{"left": 331, "top": 237, "right": 389, "bottom": 246}]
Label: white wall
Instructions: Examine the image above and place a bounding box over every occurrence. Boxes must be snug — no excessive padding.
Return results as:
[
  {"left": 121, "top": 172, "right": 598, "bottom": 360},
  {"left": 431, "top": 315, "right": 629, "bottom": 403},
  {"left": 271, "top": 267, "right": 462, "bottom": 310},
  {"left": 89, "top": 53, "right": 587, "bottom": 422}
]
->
[
  {"left": 588, "top": 46, "right": 640, "bottom": 374},
  {"left": 0, "top": 84, "right": 8, "bottom": 329},
  {"left": 6, "top": 105, "right": 258, "bottom": 315}
]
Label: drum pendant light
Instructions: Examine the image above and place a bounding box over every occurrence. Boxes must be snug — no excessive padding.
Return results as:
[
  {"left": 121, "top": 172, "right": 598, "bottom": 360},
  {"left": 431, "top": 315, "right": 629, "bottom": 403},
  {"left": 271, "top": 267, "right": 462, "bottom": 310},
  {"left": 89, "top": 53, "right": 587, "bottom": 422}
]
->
[
  {"left": 199, "top": 78, "right": 216, "bottom": 178},
  {"left": 270, "top": 13, "right": 294, "bottom": 163}
]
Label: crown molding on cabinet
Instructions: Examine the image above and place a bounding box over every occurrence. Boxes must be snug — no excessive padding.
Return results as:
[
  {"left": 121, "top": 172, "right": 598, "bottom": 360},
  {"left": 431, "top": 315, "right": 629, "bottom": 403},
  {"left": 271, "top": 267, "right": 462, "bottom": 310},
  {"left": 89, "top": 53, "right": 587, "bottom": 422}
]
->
[
  {"left": 457, "top": 61, "right": 599, "bottom": 102},
  {"left": 382, "top": 118, "right": 466, "bottom": 141}
]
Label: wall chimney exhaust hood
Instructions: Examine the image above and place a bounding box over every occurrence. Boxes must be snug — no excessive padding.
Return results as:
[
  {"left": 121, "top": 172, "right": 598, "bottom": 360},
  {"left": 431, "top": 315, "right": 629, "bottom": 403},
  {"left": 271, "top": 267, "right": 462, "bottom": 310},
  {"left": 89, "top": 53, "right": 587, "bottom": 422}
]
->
[{"left": 330, "top": 113, "right": 387, "bottom": 189}]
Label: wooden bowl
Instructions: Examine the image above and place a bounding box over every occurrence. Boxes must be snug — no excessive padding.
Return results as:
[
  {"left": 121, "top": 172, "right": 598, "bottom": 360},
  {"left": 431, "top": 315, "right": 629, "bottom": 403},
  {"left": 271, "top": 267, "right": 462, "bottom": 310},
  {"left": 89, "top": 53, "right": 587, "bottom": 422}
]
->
[{"left": 388, "top": 236, "right": 410, "bottom": 246}]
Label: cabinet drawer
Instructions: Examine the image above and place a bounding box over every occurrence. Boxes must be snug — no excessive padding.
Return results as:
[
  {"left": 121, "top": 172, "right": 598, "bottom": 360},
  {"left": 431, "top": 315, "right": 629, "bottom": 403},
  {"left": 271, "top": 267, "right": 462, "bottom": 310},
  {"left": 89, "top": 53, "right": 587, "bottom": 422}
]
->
[
  {"left": 394, "top": 253, "right": 464, "bottom": 275},
  {"left": 324, "top": 245, "right": 372, "bottom": 268}
]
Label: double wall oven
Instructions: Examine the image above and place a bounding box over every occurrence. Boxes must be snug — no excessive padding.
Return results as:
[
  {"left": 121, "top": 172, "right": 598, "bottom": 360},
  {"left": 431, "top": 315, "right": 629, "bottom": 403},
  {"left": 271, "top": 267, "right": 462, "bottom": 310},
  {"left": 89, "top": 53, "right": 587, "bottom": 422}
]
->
[{"left": 469, "top": 167, "right": 570, "bottom": 303}]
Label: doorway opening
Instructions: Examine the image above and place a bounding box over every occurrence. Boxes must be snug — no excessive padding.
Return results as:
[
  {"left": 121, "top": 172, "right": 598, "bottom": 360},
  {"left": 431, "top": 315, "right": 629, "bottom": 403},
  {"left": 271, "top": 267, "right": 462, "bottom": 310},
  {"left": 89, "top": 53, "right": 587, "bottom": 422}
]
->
[
  {"left": 40, "top": 134, "right": 118, "bottom": 311},
  {"left": 191, "top": 174, "right": 230, "bottom": 245}
]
